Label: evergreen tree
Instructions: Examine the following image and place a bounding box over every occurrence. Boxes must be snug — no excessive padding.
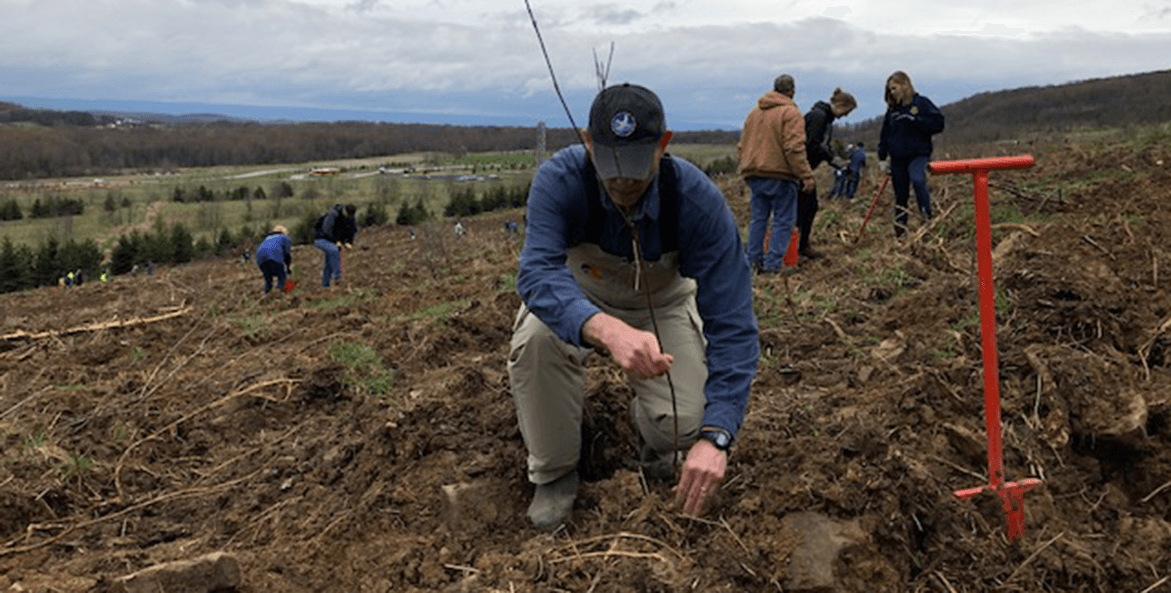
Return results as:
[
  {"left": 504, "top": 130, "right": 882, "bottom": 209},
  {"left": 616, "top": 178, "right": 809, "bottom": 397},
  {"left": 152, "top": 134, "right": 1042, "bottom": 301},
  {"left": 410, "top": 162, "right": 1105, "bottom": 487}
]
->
[
  {"left": 33, "top": 237, "right": 61, "bottom": 287},
  {"left": 0, "top": 199, "right": 22, "bottom": 221},
  {"left": 170, "top": 223, "right": 195, "bottom": 263},
  {"left": 0, "top": 237, "right": 29, "bottom": 293},
  {"left": 110, "top": 232, "right": 142, "bottom": 275}
]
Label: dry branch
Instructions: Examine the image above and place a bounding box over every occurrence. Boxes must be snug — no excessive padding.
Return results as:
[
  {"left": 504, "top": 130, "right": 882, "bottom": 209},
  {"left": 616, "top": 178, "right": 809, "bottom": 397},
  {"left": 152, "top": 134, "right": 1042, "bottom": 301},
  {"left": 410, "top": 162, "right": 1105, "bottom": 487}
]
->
[{"left": 0, "top": 307, "right": 193, "bottom": 342}]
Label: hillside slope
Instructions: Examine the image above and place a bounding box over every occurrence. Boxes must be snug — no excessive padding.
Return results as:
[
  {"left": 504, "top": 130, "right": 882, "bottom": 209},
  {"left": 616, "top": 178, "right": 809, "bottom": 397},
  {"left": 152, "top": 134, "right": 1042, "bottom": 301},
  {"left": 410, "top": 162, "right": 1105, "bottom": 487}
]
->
[{"left": 1, "top": 129, "right": 1170, "bottom": 591}]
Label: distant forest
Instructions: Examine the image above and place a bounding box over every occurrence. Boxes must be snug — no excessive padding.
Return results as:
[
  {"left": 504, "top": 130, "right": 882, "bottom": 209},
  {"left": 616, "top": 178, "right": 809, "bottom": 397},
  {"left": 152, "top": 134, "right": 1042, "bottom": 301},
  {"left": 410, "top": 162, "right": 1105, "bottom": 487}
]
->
[{"left": 2, "top": 69, "right": 1169, "bottom": 180}]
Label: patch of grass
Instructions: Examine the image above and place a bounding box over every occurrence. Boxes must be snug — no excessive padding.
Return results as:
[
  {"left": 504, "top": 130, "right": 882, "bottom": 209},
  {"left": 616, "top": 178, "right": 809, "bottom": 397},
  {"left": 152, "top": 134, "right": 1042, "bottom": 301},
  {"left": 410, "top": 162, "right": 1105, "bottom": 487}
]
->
[
  {"left": 328, "top": 341, "right": 394, "bottom": 400},
  {"left": 816, "top": 208, "right": 843, "bottom": 231},
  {"left": 499, "top": 272, "right": 517, "bottom": 293},
  {"left": 54, "top": 384, "right": 88, "bottom": 391},
  {"left": 310, "top": 288, "right": 376, "bottom": 311},
  {"left": 400, "top": 299, "right": 469, "bottom": 325},
  {"left": 58, "top": 452, "right": 93, "bottom": 481},
  {"left": 21, "top": 431, "right": 46, "bottom": 455},
  {"left": 880, "top": 261, "right": 911, "bottom": 290},
  {"left": 236, "top": 314, "right": 269, "bottom": 338},
  {"left": 110, "top": 423, "right": 131, "bottom": 443}
]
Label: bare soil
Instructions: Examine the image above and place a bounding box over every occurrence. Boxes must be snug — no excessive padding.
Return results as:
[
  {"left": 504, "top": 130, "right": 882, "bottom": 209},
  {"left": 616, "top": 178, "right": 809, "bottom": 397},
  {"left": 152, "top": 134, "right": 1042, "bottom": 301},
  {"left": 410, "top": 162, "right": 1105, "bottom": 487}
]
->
[{"left": 2, "top": 134, "right": 1170, "bottom": 592}]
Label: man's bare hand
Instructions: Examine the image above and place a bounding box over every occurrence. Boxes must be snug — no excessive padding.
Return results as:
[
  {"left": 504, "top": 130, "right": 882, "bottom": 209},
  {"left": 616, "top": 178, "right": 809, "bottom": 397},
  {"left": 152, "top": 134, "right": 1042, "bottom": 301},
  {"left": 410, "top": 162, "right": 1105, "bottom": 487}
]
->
[
  {"left": 583, "top": 313, "right": 673, "bottom": 379},
  {"left": 674, "top": 439, "right": 727, "bottom": 515}
]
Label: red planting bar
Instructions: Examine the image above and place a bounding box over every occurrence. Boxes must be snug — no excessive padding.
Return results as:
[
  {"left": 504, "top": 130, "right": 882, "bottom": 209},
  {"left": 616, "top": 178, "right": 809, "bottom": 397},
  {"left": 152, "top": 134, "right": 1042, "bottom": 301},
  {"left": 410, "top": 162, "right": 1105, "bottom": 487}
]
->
[{"left": 929, "top": 155, "right": 1042, "bottom": 543}]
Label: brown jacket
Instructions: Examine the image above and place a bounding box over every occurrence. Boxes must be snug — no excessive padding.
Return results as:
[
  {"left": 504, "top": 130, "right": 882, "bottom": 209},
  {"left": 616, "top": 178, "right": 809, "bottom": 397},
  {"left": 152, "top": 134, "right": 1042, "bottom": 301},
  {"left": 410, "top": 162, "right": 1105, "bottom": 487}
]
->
[{"left": 737, "top": 91, "right": 814, "bottom": 185}]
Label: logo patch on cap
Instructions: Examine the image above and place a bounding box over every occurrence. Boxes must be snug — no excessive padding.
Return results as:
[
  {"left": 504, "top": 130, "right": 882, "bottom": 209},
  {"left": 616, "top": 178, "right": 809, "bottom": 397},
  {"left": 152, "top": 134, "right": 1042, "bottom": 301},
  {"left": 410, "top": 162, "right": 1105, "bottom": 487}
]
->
[{"left": 610, "top": 112, "right": 637, "bottom": 138}]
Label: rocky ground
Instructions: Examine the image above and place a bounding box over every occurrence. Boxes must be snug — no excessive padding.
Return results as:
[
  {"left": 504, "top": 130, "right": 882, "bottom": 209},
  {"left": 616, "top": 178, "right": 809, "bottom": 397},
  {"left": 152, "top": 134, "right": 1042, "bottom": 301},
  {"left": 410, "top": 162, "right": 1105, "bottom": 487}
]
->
[{"left": 1, "top": 131, "right": 1170, "bottom": 592}]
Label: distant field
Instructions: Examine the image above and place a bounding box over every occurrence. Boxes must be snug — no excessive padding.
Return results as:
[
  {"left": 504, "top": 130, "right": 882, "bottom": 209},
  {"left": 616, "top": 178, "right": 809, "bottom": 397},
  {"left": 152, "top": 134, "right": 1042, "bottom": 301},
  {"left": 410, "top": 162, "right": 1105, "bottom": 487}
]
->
[{"left": 0, "top": 144, "right": 737, "bottom": 251}]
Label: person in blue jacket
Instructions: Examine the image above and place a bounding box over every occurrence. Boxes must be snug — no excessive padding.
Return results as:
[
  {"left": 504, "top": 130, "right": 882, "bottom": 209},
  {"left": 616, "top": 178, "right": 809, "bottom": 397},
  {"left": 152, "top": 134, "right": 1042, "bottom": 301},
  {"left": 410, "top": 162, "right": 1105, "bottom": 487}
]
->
[
  {"left": 509, "top": 83, "right": 760, "bottom": 530},
  {"left": 314, "top": 203, "right": 357, "bottom": 288},
  {"left": 255, "top": 225, "right": 292, "bottom": 294},
  {"left": 844, "top": 141, "right": 867, "bottom": 200},
  {"left": 878, "top": 71, "right": 945, "bottom": 237}
]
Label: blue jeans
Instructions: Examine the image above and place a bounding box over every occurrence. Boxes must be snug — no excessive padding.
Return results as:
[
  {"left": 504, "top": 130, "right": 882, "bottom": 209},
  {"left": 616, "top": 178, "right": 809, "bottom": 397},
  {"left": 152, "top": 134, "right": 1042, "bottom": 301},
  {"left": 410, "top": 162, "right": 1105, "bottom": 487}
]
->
[
  {"left": 314, "top": 239, "right": 342, "bottom": 287},
  {"left": 891, "top": 155, "right": 933, "bottom": 236},
  {"left": 258, "top": 259, "right": 287, "bottom": 294},
  {"left": 844, "top": 171, "right": 861, "bottom": 200},
  {"left": 745, "top": 177, "right": 798, "bottom": 271}
]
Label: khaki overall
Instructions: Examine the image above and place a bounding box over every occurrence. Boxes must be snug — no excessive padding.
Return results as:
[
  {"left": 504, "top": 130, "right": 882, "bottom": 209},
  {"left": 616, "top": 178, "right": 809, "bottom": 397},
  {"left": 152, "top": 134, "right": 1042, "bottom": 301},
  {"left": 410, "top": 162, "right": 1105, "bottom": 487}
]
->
[{"left": 508, "top": 244, "right": 708, "bottom": 485}]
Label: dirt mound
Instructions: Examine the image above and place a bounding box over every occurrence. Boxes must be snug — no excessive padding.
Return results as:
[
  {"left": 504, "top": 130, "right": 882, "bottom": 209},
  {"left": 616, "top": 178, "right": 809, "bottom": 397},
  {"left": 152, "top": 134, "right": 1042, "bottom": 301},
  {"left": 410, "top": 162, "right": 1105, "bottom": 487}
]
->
[{"left": 2, "top": 134, "right": 1170, "bottom": 592}]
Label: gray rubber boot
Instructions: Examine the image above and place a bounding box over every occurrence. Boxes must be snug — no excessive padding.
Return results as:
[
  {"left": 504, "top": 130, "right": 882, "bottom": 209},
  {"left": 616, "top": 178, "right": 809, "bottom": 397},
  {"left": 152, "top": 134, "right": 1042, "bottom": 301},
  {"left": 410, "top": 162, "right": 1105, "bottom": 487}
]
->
[
  {"left": 640, "top": 444, "right": 680, "bottom": 482},
  {"left": 527, "top": 471, "right": 579, "bottom": 530}
]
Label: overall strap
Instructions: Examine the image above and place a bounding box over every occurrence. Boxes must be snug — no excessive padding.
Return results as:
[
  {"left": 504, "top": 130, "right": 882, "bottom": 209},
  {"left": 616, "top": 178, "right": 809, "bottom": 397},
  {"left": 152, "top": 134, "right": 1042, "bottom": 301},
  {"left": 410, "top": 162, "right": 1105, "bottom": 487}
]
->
[{"left": 580, "top": 154, "right": 679, "bottom": 256}]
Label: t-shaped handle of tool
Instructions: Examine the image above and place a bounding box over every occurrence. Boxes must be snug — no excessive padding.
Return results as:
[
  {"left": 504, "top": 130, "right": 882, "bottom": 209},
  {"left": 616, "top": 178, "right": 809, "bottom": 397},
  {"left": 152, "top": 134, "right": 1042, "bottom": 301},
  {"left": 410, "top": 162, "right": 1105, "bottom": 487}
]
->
[{"left": 929, "top": 156, "right": 1043, "bottom": 543}]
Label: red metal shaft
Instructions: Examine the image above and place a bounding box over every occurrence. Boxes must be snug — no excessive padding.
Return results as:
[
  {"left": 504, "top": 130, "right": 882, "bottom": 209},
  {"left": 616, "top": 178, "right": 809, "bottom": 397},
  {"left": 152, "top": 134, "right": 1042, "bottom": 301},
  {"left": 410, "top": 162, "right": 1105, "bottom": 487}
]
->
[
  {"left": 856, "top": 174, "right": 890, "bottom": 240},
  {"left": 971, "top": 168, "right": 1003, "bottom": 486}
]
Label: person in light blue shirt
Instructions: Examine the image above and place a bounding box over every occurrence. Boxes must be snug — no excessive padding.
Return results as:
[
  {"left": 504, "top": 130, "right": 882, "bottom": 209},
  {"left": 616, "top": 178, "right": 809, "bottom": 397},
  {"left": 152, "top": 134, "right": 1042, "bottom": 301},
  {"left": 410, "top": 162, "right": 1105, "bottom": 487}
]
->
[{"left": 509, "top": 83, "right": 759, "bottom": 530}]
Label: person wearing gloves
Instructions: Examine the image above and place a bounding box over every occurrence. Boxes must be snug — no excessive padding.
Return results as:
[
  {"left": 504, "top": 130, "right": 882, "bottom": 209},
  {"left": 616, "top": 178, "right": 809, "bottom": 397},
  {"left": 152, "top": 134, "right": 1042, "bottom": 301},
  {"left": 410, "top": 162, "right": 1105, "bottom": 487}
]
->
[
  {"left": 797, "top": 88, "right": 856, "bottom": 259},
  {"left": 877, "top": 71, "right": 946, "bottom": 237},
  {"left": 314, "top": 203, "right": 358, "bottom": 288},
  {"left": 737, "top": 74, "right": 815, "bottom": 273},
  {"left": 510, "top": 83, "right": 760, "bottom": 530},
  {"left": 255, "top": 225, "right": 293, "bottom": 294}
]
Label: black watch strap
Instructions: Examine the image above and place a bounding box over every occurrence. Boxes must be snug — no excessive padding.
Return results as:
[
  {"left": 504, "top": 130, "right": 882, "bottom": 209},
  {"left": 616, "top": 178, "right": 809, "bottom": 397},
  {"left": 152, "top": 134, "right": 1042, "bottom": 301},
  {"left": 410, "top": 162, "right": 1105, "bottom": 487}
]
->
[{"left": 699, "top": 427, "right": 733, "bottom": 451}]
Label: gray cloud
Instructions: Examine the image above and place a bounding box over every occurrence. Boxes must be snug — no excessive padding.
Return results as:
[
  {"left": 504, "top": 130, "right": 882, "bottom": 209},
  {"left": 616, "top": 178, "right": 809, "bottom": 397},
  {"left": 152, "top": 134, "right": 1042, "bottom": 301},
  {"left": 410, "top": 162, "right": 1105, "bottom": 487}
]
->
[
  {"left": 940, "top": 23, "right": 1027, "bottom": 36},
  {"left": 1, "top": 4, "right": 1167, "bottom": 130},
  {"left": 822, "top": 6, "right": 852, "bottom": 19}
]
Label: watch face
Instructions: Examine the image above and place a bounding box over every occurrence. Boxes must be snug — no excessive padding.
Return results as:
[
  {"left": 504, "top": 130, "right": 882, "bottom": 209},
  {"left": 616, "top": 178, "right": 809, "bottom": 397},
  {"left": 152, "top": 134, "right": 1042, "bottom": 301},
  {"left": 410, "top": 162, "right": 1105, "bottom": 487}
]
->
[{"left": 703, "top": 429, "right": 731, "bottom": 450}]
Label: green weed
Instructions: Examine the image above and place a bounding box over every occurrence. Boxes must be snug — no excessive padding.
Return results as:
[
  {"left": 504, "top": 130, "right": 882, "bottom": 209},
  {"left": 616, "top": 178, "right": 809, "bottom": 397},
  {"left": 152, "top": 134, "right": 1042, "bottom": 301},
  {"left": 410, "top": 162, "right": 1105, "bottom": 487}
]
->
[
  {"left": 237, "top": 314, "right": 269, "bottom": 338},
  {"left": 404, "top": 299, "right": 469, "bottom": 325},
  {"left": 21, "top": 431, "right": 46, "bottom": 454},
  {"left": 310, "top": 288, "right": 376, "bottom": 311},
  {"left": 59, "top": 452, "right": 93, "bottom": 481},
  {"left": 329, "top": 341, "right": 395, "bottom": 401},
  {"left": 110, "top": 423, "right": 131, "bottom": 443},
  {"left": 499, "top": 272, "right": 517, "bottom": 293}
]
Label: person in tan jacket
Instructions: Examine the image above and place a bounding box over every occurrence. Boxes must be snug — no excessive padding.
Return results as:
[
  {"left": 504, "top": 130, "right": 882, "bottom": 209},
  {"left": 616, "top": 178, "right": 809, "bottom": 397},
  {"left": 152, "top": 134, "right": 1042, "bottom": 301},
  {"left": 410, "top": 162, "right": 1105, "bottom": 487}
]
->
[{"left": 737, "top": 74, "right": 815, "bottom": 273}]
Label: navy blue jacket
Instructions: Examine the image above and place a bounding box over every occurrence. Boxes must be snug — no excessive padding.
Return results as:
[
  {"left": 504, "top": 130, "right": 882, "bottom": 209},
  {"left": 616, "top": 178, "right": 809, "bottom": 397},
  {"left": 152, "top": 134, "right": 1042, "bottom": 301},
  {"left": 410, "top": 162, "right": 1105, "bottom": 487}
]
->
[
  {"left": 848, "top": 146, "right": 867, "bottom": 174},
  {"left": 878, "top": 94, "right": 945, "bottom": 161},
  {"left": 518, "top": 145, "right": 760, "bottom": 438}
]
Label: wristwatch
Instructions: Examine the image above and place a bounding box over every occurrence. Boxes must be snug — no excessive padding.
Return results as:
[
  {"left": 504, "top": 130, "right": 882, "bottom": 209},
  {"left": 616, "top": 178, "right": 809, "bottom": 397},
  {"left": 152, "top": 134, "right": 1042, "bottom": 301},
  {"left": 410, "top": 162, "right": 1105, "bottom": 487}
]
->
[{"left": 699, "top": 427, "right": 733, "bottom": 451}]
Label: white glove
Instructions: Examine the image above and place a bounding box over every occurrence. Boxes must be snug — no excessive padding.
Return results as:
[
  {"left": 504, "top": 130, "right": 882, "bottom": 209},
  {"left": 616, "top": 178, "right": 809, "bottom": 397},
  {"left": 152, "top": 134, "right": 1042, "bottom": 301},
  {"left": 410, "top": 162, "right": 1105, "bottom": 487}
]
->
[{"left": 878, "top": 159, "right": 891, "bottom": 174}]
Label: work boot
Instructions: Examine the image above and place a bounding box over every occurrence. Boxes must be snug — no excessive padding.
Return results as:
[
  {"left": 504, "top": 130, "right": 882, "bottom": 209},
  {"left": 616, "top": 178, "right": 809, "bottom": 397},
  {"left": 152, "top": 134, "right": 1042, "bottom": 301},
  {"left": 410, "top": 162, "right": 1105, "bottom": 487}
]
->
[
  {"left": 640, "top": 444, "right": 680, "bottom": 482},
  {"left": 527, "top": 471, "right": 579, "bottom": 530},
  {"left": 798, "top": 247, "right": 824, "bottom": 260}
]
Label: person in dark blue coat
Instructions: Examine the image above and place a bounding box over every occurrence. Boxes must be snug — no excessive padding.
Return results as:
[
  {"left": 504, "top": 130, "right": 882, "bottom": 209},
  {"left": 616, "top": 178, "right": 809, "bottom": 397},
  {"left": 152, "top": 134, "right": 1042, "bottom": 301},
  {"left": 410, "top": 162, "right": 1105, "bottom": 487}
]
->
[
  {"left": 314, "top": 204, "right": 357, "bottom": 288},
  {"left": 844, "top": 141, "right": 867, "bottom": 200},
  {"left": 878, "top": 71, "right": 945, "bottom": 237},
  {"left": 255, "top": 225, "right": 292, "bottom": 294}
]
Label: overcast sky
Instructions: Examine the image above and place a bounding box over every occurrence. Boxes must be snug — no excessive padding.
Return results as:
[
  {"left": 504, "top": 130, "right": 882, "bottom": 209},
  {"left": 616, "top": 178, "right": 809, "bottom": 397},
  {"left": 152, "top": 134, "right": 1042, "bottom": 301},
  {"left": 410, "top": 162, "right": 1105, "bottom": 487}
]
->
[{"left": 2, "top": 0, "right": 1169, "bottom": 130}]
